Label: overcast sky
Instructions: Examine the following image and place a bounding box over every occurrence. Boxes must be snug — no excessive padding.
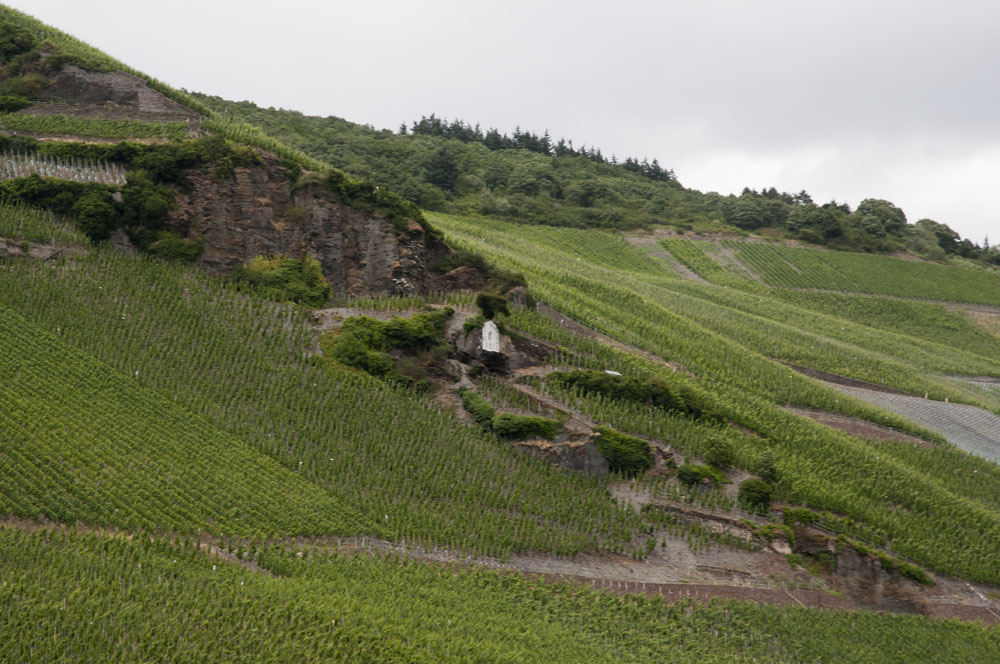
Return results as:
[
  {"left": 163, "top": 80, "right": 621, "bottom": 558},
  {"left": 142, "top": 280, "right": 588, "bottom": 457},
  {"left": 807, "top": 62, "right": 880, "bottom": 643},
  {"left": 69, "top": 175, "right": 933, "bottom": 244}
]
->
[{"left": 13, "top": 0, "right": 1000, "bottom": 243}]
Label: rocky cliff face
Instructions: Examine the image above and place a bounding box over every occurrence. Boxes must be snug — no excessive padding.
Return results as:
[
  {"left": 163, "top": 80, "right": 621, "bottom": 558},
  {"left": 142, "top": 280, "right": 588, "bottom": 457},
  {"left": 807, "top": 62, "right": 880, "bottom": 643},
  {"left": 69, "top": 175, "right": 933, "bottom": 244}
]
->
[{"left": 165, "top": 156, "right": 449, "bottom": 297}]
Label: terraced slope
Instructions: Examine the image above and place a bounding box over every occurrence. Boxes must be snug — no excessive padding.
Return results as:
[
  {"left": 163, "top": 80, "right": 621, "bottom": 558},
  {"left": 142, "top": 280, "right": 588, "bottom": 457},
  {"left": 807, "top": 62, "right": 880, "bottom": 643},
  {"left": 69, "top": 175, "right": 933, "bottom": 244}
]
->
[
  {"left": 3, "top": 526, "right": 998, "bottom": 664},
  {"left": 0, "top": 236, "right": 639, "bottom": 557},
  {"left": 827, "top": 384, "right": 1000, "bottom": 462},
  {"left": 430, "top": 212, "right": 1000, "bottom": 584},
  {"left": 0, "top": 304, "right": 371, "bottom": 535}
]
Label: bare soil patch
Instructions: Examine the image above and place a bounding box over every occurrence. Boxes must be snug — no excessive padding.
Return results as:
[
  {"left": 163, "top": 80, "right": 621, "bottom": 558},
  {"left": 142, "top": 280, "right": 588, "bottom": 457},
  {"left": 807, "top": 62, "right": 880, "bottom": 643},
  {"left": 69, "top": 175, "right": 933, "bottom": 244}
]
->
[
  {"left": 786, "top": 406, "right": 935, "bottom": 448},
  {"left": 785, "top": 363, "right": 913, "bottom": 396}
]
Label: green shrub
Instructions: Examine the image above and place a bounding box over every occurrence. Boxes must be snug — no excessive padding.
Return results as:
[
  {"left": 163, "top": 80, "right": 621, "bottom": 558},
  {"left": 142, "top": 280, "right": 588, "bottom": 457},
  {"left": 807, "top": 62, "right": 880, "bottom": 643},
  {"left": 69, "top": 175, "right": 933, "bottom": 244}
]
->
[
  {"left": 593, "top": 426, "right": 653, "bottom": 476},
  {"left": 703, "top": 436, "right": 734, "bottom": 469},
  {"left": 738, "top": 478, "right": 773, "bottom": 511},
  {"left": 430, "top": 249, "right": 489, "bottom": 275},
  {"left": 783, "top": 507, "right": 820, "bottom": 527},
  {"left": 341, "top": 310, "right": 452, "bottom": 351},
  {"left": 328, "top": 330, "right": 393, "bottom": 377},
  {"left": 754, "top": 450, "right": 780, "bottom": 484},
  {"left": 462, "top": 314, "right": 487, "bottom": 335},
  {"left": 676, "top": 463, "right": 725, "bottom": 486},
  {"left": 233, "top": 253, "right": 333, "bottom": 307},
  {"left": 475, "top": 292, "right": 510, "bottom": 320},
  {"left": 458, "top": 388, "right": 496, "bottom": 428},
  {"left": 491, "top": 413, "right": 558, "bottom": 440},
  {"left": 147, "top": 231, "right": 204, "bottom": 262},
  {"left": 547, "top": 369, "right": 720, "bottom": 422},
  {"left": 0, "top": 94, "right": 30, "bottom": 112}
]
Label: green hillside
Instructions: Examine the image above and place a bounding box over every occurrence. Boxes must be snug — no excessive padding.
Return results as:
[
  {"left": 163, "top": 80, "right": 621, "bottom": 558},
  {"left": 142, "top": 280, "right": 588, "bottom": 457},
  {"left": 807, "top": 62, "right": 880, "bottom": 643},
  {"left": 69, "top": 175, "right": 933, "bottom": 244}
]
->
[
  {"left": 2, "top": 5, "right": 1000, "bottom": 660},
  {"left": 6, "top": 526, "right": 999, "bottom": 663},
  {"left": 193, "top": 95, "right": 1000, "bottom": 266}
]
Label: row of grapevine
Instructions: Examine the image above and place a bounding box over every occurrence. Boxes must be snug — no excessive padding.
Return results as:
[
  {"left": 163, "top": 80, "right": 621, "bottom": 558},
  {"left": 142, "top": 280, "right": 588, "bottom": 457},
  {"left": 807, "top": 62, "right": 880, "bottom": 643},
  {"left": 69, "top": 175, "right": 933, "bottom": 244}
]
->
[
  {"left": 429, "top": 212, "right": 1000, "bottom": 583},
  {"left": 0, "top": 201, "right": 89, "bottom": 245},
  {"left": 0, "top": 112, "right": 188, "bottom": 141},
  {"left": 0, "top": 243, "right": 642, "bottom": 558},
  {"left": 0, "top": 150, "right": 126, "bottom": 185},
  {"left": 3, "top": 526, "right": 998, "bottom": 663},
  {"left": 0, "top": 303, "right": 370, "bottom": 536},
  {"left": 730, "top": 241, "right": 1000, "bottom": 305}
]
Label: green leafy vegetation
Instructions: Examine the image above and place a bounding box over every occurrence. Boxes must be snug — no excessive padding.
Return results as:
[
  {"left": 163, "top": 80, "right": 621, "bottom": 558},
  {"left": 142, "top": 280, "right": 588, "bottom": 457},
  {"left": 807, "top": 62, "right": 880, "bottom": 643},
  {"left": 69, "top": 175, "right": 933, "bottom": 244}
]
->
[
  {"left": 491, "top": 412, "right": 559, "bottom": 440},
  {"left": 233, "top": 253, "right": 332, "bottom": 306},
  {"left": 738, "top": 478, "right": 773, "bottom": 511},
  {"left": 431, "top": 211, "right": 1000, "bottom": 583},
  {"left": 6, "top": 527, "right": 997, "bottom": 663},
  {"left": 459, "top": 387, "right": 496, "bottom": 427},
  {"left": 0, "top": 112, "right": 189, "bottom": 140},
  {"left": 677, "top": 463, "right": 727, "bottom": 487},
  {"left": 593, "top": 426, "right": 653, "bottom": 476},
  {"left": 321, "top": 309, "right": 452, "bottom": 388},
  {"left": 548, "top": 369, "right": 720, "bottom": 422}
]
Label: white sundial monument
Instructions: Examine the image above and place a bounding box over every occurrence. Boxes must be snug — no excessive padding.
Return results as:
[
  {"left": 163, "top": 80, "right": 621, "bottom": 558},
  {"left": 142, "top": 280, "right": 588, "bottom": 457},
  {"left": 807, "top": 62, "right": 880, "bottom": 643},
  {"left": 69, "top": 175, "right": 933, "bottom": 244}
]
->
[{"left": 481, "top": 319, "right": 501, "bottom": 353}]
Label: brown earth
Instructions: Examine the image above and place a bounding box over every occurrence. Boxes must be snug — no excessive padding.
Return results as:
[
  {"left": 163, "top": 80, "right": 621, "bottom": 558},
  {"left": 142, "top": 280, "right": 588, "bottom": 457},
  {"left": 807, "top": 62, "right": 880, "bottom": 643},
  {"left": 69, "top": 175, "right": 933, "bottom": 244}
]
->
[
  {"left": 7, "top": 516, "right": 996, "bottom": 623},
  {"left": 785, "top": 363, "right": 914, "bottom": 396},
  {"left": 786, "top": 406, "right": 935, "bottom": 447}
]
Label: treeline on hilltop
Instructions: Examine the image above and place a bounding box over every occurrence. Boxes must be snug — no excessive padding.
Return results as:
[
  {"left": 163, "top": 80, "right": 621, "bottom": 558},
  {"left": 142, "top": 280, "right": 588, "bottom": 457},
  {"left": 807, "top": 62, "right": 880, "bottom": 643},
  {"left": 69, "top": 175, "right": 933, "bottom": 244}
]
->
[
  {"left": 723, "top": 187, "right": 998, "bottom": 264},
  {"left": 191, "top": 96, "right": 998, "bottom": 265},
  {"left": 406, "top": 114, "right": 675, "bottom": 182},
  {"left": 192, "top": 94, "right": 705, "bottom": 230}
]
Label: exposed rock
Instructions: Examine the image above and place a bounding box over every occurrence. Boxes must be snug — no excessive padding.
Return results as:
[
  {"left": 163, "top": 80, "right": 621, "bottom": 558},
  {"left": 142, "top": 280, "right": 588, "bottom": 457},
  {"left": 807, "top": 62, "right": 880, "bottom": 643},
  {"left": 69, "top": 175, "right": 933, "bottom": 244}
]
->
[
  {"left": 453, "top": 323, "right": 553, "bottom": 374},
  {"left": 163, "top": 155, "right": 449, "bottom": 298},
  {"left": 506, "top": 286, "right": 532, "bottom": 309},
  {"left": 792, "top": 526, "right": 835, "bottom": 557},
  {"left": 0, "top": 237, "right": 80, "bottom": 260},
  {"left": 32, "top": 65, "right": 200, "bottom": 125},
  {"left": 435, "top": 265, "right": 483, "bottom": 291},
  {"left": 107, "top": 228, "right": 138, "bottom": 256},
  {"left": 513, "top": 438, "right": 609, "bottom": 476}
]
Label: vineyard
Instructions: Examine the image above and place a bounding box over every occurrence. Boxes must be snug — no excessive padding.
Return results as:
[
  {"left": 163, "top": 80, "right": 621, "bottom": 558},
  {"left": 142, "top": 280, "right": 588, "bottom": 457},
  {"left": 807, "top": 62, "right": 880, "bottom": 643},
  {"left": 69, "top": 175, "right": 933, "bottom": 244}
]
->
[
  {"left": 1, "top": 112, "right": 189, "bottom": 141},
  {"left": 661, "top": 238, "right": 1000, "bottom": 306},
  {"left": 0, "top": 233, "right": 641, "bottom": 558},
  {"left": 0, "top": 201, "right": 88, "bottom": 245},
  {"left": 428, "top": 211, "right": 1000, "bottom": 584},
  {"left": 2, "top": 4, "right": 1000, "bottom": 658},
  {"left": 5, "top": 527, "right": 998, "bottom": 663},
  {"left": 0, "top": 150, "right": 126, "bottom": 185}
]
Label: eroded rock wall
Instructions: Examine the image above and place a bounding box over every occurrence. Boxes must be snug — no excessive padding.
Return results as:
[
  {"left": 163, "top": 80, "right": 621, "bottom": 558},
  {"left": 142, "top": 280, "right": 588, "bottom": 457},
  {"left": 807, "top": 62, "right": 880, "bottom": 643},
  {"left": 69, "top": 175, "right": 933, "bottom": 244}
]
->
[{"left": 165, "top": 157, "right": 447, "bottom": 297}]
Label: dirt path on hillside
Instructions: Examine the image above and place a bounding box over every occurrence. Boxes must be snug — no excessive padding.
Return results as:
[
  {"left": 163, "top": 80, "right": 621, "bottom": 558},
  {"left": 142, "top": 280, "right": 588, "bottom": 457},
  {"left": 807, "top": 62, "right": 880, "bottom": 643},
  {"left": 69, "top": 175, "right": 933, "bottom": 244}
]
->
[
  {"left": 5, "top": 516, "right": 998, "bottom": 624},
  {"left": 786, "top": 406, "right": 935, "bottom": 448}
]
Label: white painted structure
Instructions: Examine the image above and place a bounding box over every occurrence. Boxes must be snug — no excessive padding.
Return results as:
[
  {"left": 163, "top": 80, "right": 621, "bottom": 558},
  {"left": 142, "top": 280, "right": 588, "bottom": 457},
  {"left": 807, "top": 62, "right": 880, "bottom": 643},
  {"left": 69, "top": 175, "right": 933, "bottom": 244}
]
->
[{"left": 481, "top": 320, "right": 501, "bottom": 353}]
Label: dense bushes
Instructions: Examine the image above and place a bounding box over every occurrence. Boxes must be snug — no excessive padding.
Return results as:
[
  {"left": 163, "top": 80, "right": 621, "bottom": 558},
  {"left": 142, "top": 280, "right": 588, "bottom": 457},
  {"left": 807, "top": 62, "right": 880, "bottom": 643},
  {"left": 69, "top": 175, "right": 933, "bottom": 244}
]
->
[
  {"left": 0, "top": 136, "right": 260, "bottom": 247},
  {"left": 593, "top": 426, "right": 653, "bottom": 476},
  {"left": 233, "top": 254, "right": 332, "bottom": 307},
  {"left": 476, "top": 292, "right": 510, "bottom": 320},
  {"left": 738, "top": 478, "right": 773, "bottom": 511},
  {"left": 677, "top": 463, "right": 726, "bottom": 487},
  {"left": 548, "top": 370, "right": 720, "bottom": 422},
  {"left": 322, "top": 310, "right": 452, "bottom": 387},
  {"left": 491, "top": 413, "right": 558, "bottom": 440},
  {"left": 459, "top": 388, "right": 496, "bottom": 427}
]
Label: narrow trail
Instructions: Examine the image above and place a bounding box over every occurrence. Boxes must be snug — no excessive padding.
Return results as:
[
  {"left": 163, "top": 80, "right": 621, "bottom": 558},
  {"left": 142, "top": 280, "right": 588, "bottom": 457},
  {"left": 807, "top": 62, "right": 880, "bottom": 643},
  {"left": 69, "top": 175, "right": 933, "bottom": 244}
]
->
[{"left": 4, "top": 516, "right": 998, "bottom": 624}]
